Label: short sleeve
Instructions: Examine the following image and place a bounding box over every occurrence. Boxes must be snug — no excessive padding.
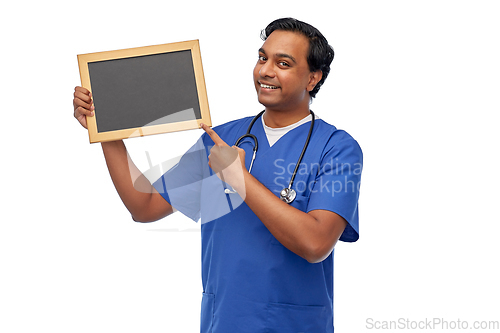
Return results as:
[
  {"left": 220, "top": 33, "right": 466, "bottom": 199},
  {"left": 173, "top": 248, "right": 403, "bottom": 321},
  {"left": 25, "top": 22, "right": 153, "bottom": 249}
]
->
[
  {"left": 306, "top": 131, "right": 363, "bottom": 242},
  {"left": 152, "top": 136, "right": 210, "bottom": 222}
]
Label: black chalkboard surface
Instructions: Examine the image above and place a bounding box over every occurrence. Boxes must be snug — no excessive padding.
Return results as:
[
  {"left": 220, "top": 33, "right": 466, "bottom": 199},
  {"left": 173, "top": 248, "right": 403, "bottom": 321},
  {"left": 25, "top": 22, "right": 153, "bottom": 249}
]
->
[{"left": 78, "top": 40, "right": 211, "bottom": 143}]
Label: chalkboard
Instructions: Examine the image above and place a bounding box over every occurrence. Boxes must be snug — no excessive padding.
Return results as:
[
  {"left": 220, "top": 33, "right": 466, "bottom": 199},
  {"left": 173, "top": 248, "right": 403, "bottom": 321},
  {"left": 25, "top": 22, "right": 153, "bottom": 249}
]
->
[{"left": 78, "top": 40, "right": 211, "bottom": 143}]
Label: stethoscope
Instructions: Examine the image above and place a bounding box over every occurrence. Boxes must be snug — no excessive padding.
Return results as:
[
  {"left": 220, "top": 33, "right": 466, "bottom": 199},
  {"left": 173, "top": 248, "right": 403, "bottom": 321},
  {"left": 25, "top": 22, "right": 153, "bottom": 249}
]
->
[{"left": 224, "top": 110, "right": 315, "bottom": 204}]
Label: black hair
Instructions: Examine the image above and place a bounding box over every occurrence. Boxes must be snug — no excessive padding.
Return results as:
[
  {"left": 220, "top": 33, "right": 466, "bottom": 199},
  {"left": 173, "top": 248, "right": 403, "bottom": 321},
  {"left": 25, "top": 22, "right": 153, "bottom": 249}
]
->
[{"left": 261, "top": 18, "right": 334, "bottom": 98}]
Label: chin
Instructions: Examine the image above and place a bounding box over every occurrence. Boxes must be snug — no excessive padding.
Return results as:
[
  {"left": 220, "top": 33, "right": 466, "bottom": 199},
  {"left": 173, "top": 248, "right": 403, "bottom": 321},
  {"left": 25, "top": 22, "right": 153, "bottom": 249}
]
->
[{"left": 257, "top": 95, "right": 277, "bottom": 109}]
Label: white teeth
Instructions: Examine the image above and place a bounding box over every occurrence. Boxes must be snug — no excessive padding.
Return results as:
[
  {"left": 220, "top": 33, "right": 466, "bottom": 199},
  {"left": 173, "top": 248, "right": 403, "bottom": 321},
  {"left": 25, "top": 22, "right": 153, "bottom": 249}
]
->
[{"left": 260, "top": 83, "right": 278, "bottom": 89}]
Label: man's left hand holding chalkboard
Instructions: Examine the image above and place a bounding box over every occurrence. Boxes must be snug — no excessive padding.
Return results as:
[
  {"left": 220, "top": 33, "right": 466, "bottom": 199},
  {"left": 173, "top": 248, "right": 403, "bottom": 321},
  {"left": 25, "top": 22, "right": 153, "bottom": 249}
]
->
[{"left": 73, "top": 86, "right": 94, "bottom": 129}]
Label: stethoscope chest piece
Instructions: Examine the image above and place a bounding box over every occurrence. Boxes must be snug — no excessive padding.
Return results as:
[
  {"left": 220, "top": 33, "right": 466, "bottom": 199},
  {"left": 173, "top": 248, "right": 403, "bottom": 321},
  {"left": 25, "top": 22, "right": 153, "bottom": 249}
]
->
[{"left": 280, "top": 188, "right": 296, "bottom": 204}]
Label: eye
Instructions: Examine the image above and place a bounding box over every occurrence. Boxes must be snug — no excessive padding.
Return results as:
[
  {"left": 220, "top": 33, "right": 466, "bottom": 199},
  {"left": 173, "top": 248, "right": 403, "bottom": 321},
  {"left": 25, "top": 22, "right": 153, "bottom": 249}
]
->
[
  {"left": 258, "top": 55, "right": 267, "bottom": 62},
  {"left": 278, "top": 61, "right": 290, "bottom": 67}
]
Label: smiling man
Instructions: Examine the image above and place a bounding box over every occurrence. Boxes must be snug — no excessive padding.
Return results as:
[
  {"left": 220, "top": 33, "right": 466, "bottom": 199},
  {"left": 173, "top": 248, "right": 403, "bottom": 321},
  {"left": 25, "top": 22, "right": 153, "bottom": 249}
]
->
[{"left": 73, "top": 17, "right": 362, "bottom": 333}]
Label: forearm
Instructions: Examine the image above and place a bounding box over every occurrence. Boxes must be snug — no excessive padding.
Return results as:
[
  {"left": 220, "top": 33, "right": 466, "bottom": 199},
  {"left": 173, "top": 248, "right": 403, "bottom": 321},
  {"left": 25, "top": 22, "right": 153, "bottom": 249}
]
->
[
  {"left": 101, "top": 140, "right": 169, "bottom": 221},
  {"left": 235, "top": 172, "right": 340, "bottom": 263}
]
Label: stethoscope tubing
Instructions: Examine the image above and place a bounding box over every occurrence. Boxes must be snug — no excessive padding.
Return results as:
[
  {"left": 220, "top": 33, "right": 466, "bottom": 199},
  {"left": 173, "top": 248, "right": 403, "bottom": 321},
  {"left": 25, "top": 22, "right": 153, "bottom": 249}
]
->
[
  {"left": 287, "top": 111, "right": 315, "bottom": 190},
  {"left": 227, "top": 110, "right": 315, "bottom": 203}
]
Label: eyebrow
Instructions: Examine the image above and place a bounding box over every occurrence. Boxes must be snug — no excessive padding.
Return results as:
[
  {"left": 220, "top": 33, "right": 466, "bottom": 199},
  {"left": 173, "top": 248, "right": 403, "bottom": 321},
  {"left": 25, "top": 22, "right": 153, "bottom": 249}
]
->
[{"left": 259, "top": 48, "right": 297, "bottom": 64}]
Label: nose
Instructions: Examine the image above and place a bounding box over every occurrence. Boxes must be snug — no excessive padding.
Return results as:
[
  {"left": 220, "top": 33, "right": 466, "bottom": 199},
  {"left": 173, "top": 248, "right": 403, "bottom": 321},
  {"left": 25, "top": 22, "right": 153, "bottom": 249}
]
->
[{"left": 259, "top": 61, "right": 275, "bottom": 78}]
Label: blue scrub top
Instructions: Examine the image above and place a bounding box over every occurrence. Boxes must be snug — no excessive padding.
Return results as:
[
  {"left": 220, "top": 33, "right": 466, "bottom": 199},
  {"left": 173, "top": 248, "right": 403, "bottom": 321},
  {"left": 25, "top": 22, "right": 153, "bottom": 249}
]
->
[{"left": 153, "top": 115, "right": 363, "bottom": 333}]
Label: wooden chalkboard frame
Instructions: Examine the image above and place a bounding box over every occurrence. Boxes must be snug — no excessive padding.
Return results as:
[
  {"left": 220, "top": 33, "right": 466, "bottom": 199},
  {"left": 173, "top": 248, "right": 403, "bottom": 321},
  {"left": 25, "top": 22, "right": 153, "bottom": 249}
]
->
[{"left": 77, "top": 40, "right": 211, "bottom": 143}]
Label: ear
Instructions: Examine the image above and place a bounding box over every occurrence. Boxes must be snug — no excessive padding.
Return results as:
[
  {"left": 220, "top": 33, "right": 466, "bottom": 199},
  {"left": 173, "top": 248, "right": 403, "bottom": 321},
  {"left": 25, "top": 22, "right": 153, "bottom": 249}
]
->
[{"left": 307, "top": 70, "right": 323, "bottom": 92}]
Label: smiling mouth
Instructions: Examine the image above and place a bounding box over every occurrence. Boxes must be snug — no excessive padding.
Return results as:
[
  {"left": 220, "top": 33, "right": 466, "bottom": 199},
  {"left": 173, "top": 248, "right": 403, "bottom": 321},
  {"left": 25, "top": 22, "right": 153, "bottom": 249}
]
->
[{"left": 259, "top": 82, "right": 279, "bottom": 89}]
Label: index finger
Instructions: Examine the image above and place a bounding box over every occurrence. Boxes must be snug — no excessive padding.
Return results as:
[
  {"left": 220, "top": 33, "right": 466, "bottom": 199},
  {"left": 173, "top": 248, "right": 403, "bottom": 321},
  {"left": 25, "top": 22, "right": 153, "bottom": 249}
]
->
[{"left": 201, "top": 123, "right": 228, "bottom": 146}]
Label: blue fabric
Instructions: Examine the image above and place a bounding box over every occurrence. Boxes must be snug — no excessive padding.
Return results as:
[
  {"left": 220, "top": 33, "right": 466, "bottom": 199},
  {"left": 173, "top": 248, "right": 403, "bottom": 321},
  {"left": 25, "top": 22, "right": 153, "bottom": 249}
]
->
[{"left": 153, "top": 115, "right": 362, "bottom": 332}]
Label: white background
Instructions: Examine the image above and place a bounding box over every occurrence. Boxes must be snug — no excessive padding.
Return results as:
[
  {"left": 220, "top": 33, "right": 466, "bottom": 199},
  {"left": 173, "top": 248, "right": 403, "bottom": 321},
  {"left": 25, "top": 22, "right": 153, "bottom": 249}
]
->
[{"left": 2, "top": 0, "right": 499, "bottom": 332}]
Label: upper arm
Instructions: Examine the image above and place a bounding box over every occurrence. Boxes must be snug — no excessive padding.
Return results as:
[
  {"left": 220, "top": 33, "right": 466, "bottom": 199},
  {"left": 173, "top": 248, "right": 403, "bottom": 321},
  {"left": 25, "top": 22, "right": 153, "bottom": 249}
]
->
[
  {"left": 307, "top": 133, "right": 363, "bottom": 243},
  {"left": 306, "top": 209, "right": 348, "bottom": 263},
  {"left": 300, "top": 133, "right": 362, "bottom": 262},
  {"left": 148, "top": 187, "right": 175, "bottom": 221},
  {"left": 133, "top": 187, "right": 174, "bottom": 223}
]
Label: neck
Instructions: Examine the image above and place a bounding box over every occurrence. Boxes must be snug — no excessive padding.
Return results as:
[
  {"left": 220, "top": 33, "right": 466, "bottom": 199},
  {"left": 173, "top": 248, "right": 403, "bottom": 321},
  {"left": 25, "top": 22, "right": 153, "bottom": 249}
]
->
[{"left": 262, "top": 108, "right": 311, "bottom": 128}]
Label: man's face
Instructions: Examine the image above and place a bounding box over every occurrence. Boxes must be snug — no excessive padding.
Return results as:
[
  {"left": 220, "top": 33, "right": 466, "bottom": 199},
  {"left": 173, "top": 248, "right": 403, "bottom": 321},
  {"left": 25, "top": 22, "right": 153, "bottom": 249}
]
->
[{"left": 253, "top": 30, "right": 320, "bottom": 113}]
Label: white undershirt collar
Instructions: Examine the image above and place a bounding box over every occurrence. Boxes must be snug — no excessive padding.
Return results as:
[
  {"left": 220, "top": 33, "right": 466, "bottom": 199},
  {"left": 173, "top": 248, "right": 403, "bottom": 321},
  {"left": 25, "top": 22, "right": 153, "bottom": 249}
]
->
[{"left": 261, "top": 112, "right": 319, "bottom": 147}]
